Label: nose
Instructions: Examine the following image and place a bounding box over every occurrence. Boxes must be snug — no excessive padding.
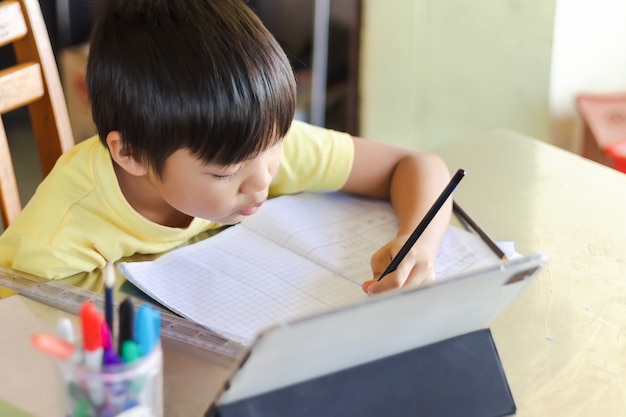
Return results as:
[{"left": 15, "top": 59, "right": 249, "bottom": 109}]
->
[{"left": 239, "top": 163, "right": 273, "bottom": 195}]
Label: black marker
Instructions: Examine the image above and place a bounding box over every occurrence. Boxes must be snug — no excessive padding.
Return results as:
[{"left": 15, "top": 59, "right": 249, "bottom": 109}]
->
[{"left": 117, "top": 296, "right": 135, "bottom": 357}]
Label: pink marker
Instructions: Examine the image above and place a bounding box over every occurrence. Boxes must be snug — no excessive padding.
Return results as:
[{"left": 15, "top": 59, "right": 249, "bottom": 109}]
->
[{"left": 101, "top": 321, "right": 121, "bottom": 366}]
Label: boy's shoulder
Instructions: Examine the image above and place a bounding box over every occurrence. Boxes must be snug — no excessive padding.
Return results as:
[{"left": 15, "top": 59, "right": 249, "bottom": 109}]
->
[
  {"left": 46, "top": 135, "right": 108, "bottom": 193},
  {"left": 54, "top": 135, "right": 104, "bottom": 169},
  {"left": 1, "top": 136, "right": 109, "bottom": 239},
  {"left": 284, "top": 120, "right": 353, "bottom": 147},
  {"left": 271, "top": 121, "right": 355, "bottom": 195}
]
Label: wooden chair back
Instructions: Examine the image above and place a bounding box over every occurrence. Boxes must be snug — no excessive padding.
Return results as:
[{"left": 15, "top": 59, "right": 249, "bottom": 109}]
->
[{"left": 0, "top": 0, "right": 74, "bottom": 228}]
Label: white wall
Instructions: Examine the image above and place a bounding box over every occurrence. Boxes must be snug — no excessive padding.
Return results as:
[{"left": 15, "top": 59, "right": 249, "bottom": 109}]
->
[
  {"left": 550, "top": 0, "right": 626, "bottom": 152},
  {"left": 360, "top": 0, "right": 556, "bottom": 150}
]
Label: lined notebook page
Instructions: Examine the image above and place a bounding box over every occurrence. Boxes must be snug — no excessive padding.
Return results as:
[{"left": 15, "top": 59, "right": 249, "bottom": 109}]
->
[{"left": 119, "top": 192, "right": 501, "bottom": 345}]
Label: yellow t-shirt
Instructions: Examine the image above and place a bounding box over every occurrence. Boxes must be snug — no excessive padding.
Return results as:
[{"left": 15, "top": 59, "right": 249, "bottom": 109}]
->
[{"left": 0, "top": 121, "right": 354, "bottom": 279}]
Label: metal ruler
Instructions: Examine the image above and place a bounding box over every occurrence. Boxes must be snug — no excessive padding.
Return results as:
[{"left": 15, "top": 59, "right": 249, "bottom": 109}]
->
[{"left": 0, "top": 268, "right": 246, "bottom": 365}]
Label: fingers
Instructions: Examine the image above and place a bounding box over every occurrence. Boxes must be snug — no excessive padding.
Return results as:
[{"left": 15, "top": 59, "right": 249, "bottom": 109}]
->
[
  {"left": 363, "top": 251, "right": 435, "bottom": 295},
  {"left": 362, "top": 273, "right": 404, "bottom": 294}
]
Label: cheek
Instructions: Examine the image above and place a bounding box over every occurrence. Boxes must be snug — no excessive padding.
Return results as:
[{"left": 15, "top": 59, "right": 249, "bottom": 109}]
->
[
  {"left": 160, "top": 174, "right": 234, "bottom": 217},
  {"left": 265, "top": 148, "right": 283, "bottom": 180},
  {"left": 271, "top": 154, "right": 282, "bottom": 174}
]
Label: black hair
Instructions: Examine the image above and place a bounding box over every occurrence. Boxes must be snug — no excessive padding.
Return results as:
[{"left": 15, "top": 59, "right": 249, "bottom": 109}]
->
[{"left": 87, "top": 0, "right": 296, "bottom": 177}]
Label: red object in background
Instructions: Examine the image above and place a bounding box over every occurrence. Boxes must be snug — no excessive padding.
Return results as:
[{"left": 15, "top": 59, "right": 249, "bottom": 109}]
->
[
  {"left": 605, "top": 139, "right": 626, "bottom": 173},
  {"left": 577, "top": 93, "right": 626, "bottom": 173}
]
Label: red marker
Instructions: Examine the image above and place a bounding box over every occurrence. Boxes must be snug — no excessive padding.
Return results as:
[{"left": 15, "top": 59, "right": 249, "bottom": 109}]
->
[
  {"left": 79, "top": 301, "right": 106, "bottom": 407},
  {"left": 80, "top": 301, "right": 104, "bottom": 372}
]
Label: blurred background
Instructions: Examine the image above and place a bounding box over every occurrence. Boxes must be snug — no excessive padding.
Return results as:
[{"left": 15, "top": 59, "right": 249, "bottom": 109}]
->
[{"left": 3, "top": 0, "right": 626, "bottom": 217}]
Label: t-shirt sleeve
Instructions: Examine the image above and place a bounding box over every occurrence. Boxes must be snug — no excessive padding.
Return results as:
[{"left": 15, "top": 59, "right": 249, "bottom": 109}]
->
[
  {"left": 0, "top": 233, "right": 104, "bottom": 280},
  {"left": 269, "top": 120, "right": 355, "bottom": 196}
]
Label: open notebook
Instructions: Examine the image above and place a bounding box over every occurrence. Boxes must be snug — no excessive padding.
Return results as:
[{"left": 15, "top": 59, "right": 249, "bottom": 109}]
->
[{"left": 119, "top": 192, "right": 514, "bottom": 345}]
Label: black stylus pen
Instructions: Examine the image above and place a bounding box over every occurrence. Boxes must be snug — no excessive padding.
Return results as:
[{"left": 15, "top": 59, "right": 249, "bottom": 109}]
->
[
  {"left": 452, "top": 201, "right": 508, "bottom": 260},
  {"left": 378, "top": 168, "right": 466, "bottom": 281}
]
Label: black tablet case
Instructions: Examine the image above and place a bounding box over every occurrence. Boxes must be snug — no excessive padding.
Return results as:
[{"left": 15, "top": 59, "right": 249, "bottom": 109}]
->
[{"left": 209, "top": 328, "right": 514, "bottom": 417}]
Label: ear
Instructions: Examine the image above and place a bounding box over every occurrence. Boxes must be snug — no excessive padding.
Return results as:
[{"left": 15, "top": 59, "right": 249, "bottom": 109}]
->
[{"left": 106, "top": 131, "right": 148, "bottom": 176}]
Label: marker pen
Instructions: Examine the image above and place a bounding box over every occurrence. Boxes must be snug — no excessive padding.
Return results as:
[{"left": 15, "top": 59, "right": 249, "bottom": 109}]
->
[
  {"left": 121, "top": 340, "right": 141, "bottom": 364},
  {"left": 79, "top": 301, "right": 105, "bottom": 406},
  {"left": 56, "top": 317, "right": 82, "bottom": 364},
  {"left": 118, "top": 297, "right": 135, "bottom": 357},
  {"left": 135, "top": 304, "right": 158, "bottom": 357},
  {"left": 80, "top": 301, "right": 104, "bottom": 371},
  {"left": 101, "top": 321, "right": 121, "bottom": 367},
  {"left": 31, "top": 333, "right": 75, "bottom": 360},
  {"left": 56, "top": 317, "right": 75, "bottom": 344}
]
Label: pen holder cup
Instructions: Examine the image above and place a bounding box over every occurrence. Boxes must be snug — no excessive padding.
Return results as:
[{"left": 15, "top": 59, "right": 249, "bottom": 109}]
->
[{"left": 55, "top": 344, "right": 163, "bottom": 417}]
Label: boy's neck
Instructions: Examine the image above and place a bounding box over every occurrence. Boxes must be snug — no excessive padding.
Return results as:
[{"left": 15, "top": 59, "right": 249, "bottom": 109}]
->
[{"left": 112, "top": 162, "right": 194, "bottom": 229}]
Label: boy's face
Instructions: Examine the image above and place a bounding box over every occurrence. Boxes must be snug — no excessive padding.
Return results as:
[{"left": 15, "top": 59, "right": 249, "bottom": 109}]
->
[{"left": 148, "top": 141, "right": 283, "bottom": 225}]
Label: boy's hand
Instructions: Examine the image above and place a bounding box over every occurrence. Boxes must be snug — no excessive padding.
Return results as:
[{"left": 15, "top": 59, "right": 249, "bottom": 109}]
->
[{"left": 361, "top": 237, "right": 436, "bottom": 295}]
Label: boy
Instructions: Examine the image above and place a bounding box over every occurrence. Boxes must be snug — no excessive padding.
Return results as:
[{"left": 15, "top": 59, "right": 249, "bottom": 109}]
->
[{"left": 0, "top": 0, "right": 451, "bottom": 294}]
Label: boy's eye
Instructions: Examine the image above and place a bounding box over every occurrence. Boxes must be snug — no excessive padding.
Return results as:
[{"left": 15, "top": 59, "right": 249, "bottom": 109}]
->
[
  {"left": 206, "top": 163, "right": 242, "bottom": 180},
  {"left": 214, "top": 173, "right": 237, "bottom": 181}
]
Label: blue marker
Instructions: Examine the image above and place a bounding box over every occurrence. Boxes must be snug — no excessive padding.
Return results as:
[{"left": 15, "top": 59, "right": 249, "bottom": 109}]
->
[
  {"left": 134, "top": 305, "right": 159, "bottom": 357},
  {"left": 153, "top": 308, "right": 161, "bottom": 341}
]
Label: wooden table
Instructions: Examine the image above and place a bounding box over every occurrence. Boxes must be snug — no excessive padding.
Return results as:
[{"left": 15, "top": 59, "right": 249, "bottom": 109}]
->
[
  {"left": 1, "top": 129, "right": 625, "bottom": 416},
  {"left": 435, "top": 129, "right": 626, "bottom": 415}
]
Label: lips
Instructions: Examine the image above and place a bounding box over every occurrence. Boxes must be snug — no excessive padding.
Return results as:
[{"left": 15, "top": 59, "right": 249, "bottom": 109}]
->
[{"left": 239, "top": 201, "right": 263, "bottom": 216}]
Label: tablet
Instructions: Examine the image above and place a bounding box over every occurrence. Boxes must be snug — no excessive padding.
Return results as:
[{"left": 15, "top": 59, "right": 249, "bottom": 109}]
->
[{"left": 209, "top": 252, "right": 547, "bottom": 415}]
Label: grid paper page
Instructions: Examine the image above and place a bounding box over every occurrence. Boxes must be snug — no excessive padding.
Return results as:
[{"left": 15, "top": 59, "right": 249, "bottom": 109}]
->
[
  {"left": 120, "top": 192, "right": 502, "bottom": 345},
  {"left": 242, "top": 193, "right": 397, "bottom": 284},
  {"left": 119, "top": 226, "right": 366, "bottom": 345},
  {"left": 242, "top": 192, "right": 500, "bottom": 281}
]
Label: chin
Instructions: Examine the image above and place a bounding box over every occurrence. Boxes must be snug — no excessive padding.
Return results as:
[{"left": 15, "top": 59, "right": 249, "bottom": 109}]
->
[
  {"left": 219, "top": 219, "right": 242, "bottom": 226},
  {"left": 212, "top": 214, "right": 245, "bottom": 225}
]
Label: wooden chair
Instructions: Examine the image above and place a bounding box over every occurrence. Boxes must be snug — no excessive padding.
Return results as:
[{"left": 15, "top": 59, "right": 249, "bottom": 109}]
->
[{"left": 0, "top": 0, "right": 74, "bottom": 229}]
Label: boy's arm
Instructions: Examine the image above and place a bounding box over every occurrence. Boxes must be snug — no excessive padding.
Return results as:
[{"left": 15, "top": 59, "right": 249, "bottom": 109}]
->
[{"left": 339, "top": 137, "right": 451, "bottom": 294}]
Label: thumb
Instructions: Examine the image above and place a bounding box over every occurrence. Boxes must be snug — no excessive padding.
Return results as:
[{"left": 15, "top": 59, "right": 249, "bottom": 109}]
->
[{"left": 361, "top": 279, "right": 375, "bottom": 294}]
